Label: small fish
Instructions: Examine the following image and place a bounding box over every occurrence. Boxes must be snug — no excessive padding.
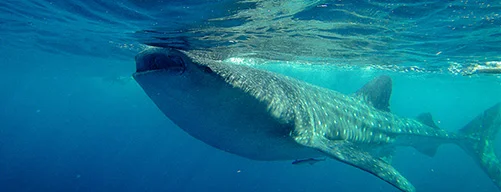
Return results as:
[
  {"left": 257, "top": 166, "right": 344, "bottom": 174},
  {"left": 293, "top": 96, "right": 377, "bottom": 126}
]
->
[{"left": 292, "top": 158, "right": 326, "bottom": 165}]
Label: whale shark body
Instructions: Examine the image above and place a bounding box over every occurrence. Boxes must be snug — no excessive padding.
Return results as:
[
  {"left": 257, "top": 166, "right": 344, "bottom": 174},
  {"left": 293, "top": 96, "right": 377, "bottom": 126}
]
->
[{"left": 133, "top": 48, "right": 501, "bottom": 192}]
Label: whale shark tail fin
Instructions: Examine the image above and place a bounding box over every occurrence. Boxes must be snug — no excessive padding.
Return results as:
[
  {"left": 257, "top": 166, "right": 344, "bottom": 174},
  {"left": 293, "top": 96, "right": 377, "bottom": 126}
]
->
[{"left": 458, "top": 102, "right": 501, "bottom": 190}]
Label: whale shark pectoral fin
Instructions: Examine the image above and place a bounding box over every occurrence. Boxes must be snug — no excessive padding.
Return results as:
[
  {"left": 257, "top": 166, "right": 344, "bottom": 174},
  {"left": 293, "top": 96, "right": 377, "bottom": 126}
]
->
[{"left": 314, "top": 138, "right": 415, "bottom": 192}]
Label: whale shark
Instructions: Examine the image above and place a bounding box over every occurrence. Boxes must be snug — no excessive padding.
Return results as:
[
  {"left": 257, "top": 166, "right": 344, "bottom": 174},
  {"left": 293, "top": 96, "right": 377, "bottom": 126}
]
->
[{"left": 133, "top": 48, "right": 501, "bottom": 192}]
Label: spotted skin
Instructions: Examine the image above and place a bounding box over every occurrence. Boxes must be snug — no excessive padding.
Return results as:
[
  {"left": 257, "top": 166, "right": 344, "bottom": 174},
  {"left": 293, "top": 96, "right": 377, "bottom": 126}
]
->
[{"left": 133, "top": 48, "right": 501, "bottom": 192}]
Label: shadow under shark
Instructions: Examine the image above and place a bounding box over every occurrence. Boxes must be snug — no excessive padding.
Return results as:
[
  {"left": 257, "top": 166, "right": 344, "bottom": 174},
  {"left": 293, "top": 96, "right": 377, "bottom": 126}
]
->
[{"left": 133, "top": 48, "right": 501, "bottom": 192}]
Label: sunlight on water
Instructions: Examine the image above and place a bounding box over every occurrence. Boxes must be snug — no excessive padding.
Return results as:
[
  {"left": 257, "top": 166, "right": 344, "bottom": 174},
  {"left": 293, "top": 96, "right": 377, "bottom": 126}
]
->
[
  {"left": 225, "top": 56, "right": 501, "bottom": 79},
  {"left": 1, "top": 0, "right": 500, "bottom": 74}
]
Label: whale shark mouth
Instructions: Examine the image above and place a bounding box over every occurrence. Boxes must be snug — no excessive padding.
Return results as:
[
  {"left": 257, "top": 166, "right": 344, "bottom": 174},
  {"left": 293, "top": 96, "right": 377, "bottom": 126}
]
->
[{"left": 135, "top": 52, "right": 186, "bottom": 75}]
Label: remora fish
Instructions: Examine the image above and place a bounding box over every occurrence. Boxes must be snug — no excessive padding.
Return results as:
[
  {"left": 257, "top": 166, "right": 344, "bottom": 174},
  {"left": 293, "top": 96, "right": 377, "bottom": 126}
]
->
[
  {"left": 133, "top": 48, "right": 501, "bottom": 192},
  {"left": 292, "top": 158, "right": 326, "bottom": 165}
]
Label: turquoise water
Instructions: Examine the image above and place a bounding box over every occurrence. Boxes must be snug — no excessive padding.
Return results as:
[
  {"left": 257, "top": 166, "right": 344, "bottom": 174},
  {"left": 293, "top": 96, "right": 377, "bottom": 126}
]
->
[{"left": 1, "top": 1, "right": 501, "bottom": 192}]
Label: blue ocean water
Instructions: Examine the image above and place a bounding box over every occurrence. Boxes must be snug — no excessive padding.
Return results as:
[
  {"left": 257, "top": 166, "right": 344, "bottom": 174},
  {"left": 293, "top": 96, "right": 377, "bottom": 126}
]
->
[{"left": 1, "top": 1, "right": 501, "bottom": 192}]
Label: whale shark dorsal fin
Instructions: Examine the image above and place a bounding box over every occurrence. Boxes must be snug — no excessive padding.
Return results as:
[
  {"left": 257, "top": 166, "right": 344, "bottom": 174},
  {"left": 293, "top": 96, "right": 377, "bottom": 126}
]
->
[
  {"left": 355, "top": 75, "right": 392, "bottom": 112},
  {"left": 416, "top": 112, "right": 440, "bottom": 129}
]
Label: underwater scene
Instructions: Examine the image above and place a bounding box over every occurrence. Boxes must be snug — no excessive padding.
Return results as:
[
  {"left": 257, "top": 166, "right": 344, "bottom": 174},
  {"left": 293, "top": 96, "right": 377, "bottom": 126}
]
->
[{"left": 1, "top": 1, "right": 501, "bottom": 192}]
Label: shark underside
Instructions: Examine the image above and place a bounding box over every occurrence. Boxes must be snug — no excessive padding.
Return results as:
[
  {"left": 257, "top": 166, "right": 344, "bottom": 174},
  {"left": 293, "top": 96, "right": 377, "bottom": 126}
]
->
[{"left": 133, "top": 48, "right": 501, "bottom": 192}]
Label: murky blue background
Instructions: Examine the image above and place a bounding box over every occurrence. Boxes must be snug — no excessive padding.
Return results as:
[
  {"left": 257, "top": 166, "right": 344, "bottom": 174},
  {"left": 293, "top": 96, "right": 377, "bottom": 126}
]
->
[{"left": 1, "top": 1, "right": 501, "bottom": 191}]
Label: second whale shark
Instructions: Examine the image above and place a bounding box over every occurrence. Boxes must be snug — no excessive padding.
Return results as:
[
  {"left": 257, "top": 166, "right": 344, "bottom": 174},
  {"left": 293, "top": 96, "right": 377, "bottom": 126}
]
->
[{"left": 133, "top": 48, "right": 501, "bottom": 192}]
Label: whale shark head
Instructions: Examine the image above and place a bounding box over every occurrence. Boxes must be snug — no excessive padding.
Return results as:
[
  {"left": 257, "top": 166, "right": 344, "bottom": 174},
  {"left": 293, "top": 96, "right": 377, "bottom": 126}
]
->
[
  {"left": 132, "top": 48, "right": 255, "bottom": 110},
  {"left": 133, "top": 48, "right": 317, "bottom": 160},
  {"left": 133, "top": 48, "right": 248, "bottom": 128},
  {"left": 135, "top": 48, "right": 188, "bottom": 75}
]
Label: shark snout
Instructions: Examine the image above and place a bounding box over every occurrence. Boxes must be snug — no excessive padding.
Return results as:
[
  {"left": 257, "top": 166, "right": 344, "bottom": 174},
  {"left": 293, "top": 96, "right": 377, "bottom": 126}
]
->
[{"left": 135, "top": 50, "right": 186, "bottom": 74}]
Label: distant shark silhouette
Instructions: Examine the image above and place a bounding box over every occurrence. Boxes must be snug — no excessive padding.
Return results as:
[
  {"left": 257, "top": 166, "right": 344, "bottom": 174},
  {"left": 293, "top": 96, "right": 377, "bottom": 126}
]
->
[{"left": 133, "top": 48, "right": 501, "bottom": 192}]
